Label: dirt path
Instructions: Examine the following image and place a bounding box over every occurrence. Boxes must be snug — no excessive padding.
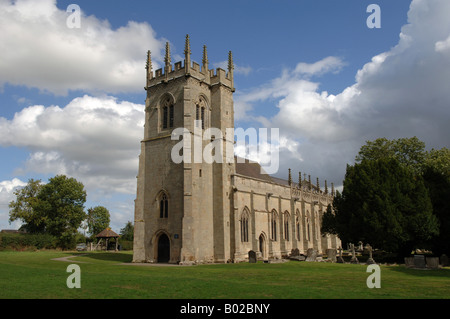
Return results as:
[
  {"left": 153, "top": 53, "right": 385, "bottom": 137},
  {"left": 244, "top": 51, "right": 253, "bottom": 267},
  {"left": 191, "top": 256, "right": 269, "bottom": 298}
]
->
[{"left": 51, "top": 254, "right": 89, "bottom": 263}]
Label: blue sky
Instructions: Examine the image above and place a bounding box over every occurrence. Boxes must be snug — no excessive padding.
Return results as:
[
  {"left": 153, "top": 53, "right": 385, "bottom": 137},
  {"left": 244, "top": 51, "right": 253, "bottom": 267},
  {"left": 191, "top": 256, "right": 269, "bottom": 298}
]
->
[{"left": 1, "top": 0, "right": 449, "bottom": 233}]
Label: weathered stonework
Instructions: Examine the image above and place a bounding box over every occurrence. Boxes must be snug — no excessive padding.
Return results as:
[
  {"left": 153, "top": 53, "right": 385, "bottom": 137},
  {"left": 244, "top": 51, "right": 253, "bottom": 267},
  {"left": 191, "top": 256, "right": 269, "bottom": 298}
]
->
[{"left": 133, "top": 36, "right": 341, "bottom": 264}]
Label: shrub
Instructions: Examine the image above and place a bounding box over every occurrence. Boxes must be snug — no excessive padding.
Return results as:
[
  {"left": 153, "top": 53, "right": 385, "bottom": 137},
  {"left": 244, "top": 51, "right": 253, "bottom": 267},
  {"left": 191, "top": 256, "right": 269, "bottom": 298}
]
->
[{"left": 0, "top": 233, "right": 57, "bottom": 250}]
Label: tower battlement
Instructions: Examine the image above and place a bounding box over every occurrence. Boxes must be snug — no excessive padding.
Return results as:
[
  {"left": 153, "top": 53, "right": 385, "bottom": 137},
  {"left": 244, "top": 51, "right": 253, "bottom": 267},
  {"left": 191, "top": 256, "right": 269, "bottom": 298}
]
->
[{"left": 145, "top": 35, "right": 234, "bottom": 91}]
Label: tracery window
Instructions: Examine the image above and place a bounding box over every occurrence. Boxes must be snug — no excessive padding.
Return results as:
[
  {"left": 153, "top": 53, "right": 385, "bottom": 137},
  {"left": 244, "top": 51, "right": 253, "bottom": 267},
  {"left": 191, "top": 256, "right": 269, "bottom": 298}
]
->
[
  {"left": 240, "top": 209, "right": 249, "bottom": 242},
  {"left": 162, "top": 97, "right": 174, "bottom": 130},
  {"left": 284, "top": 212, "right": 290, "bottom": 241},
  {"left": 159, "top": 193, "right": 168, "bottom": 218},
  {"left": 271, "top": 210, "right": 278, "bottom": 241}
]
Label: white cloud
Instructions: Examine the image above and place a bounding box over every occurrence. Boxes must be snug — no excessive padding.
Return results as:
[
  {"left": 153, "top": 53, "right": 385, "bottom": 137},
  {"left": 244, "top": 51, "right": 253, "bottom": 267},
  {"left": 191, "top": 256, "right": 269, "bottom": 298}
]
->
[
  {"left": 0, "top": 95, "right": 144, "bottom": 195},
  {"left": 435, "top": 35, "right": 450, "bottom": 53},
  {"left": 0, "top": 178, "right": 27, "bottom": 230},
  {"left": 0, "top": 178, "right": 27, "bottom": 194},
  {"left": 294, "top": 56, "right": 345, "bottom": 76},
  {"left": 236, "top": 0, "right": 450, "bottom": 185},
  {"left": 0, "top": 0, "right": 165, "bottom": 95}
]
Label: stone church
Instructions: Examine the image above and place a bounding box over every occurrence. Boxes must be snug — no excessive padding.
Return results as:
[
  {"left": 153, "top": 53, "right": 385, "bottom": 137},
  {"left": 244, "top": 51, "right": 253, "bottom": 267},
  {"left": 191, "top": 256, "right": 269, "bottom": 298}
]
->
[{"left": 132, "top": 36, "right": 341, "bottom": 264}]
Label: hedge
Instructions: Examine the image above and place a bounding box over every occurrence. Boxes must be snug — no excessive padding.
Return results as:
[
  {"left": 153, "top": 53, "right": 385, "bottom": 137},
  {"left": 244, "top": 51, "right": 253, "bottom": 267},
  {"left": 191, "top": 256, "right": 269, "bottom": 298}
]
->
[{"left": 0, "top": 233, "right": 58, "bottom": 250}]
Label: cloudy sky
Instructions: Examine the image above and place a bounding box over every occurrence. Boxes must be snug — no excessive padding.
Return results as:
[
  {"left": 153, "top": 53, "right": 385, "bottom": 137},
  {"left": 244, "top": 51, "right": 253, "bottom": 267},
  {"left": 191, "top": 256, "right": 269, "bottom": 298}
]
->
[{"left": 1, "top": 0, "right": 449, "bottom": 233}]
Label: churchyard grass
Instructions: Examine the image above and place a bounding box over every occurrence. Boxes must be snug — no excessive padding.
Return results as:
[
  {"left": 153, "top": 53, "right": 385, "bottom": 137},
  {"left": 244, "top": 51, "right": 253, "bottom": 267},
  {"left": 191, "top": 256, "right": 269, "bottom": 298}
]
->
[{"left": 0, "top": 250, "right": 449, "bottom": 299}]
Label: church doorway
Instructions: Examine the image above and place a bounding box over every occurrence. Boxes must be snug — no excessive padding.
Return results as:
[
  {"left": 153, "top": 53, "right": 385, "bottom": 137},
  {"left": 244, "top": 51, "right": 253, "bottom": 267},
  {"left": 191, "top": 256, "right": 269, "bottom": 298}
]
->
[
  {"left": 259, "top": 234, "right": 266, "bottom": 260},
  {"left": 157, "top": 233, "right": 170, "bottom": 263}
]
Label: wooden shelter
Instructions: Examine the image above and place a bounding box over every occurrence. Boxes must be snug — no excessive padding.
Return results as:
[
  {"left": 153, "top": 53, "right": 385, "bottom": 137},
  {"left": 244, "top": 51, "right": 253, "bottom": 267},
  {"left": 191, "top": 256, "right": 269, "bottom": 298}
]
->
[{"left": 95, "top": 227, "right": 120, "bottom": 251}]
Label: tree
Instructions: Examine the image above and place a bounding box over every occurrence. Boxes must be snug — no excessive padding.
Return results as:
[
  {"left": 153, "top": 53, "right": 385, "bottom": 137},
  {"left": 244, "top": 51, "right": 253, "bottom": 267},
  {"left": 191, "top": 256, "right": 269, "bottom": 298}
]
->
[
  {"left": 8, "top": 179, "right": 44, "bottom": 233},
  {"left": 355, "top": 136, "right": 426, "bottom": 174},
  {"left": 321, "top": 204, "right": 337, "bottom": 236},
  {"left": 86, "top": 206, "right": 110, "bottom": 238},
  {"left": 33, "top": 175, "right": 87, "bottom": 248},
  {"left": 326, "top": 158, "right": 439, "bottom": 256},
  {"left": 424, "top": 147, "right": 450, "bottom": 178},
  {"left": 120, "top": 221, "right": 134, "bottom": 241},
  {"left": 423, "top": 167, "right": 450, "bottom": 255}
]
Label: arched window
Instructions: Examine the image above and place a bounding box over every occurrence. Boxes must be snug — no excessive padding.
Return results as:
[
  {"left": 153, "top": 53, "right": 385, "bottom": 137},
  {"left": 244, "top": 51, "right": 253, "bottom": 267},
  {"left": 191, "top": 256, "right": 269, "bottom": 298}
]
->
[
  {"left": 271, "top": 210, "right": 277, "bottom": 241},
  {"left": 240, "top": 209, "right": 249, "bottom": 242},
  {"left": 161, "top": 97, "right": 174, "bottom": 130},
  {"left": 195, "top": 97, "right": 207, "bottom": 129},
  {"left": 295, "top": 210, "right": 301, "bottom": 241},
  {"left": 306, "top": 211, "right": 311, "bottom": 241},
  {"left": 159, "top": 193, "right": 168, "bottom": 218},
  {"left": 284, "top": 211, "right": 290, "bottom": 241}
]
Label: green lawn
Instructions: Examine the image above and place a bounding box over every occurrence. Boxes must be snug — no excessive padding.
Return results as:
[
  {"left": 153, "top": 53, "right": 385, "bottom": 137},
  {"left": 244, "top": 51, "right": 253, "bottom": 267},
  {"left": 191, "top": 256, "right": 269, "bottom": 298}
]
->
[{"left": 0, "top": 250, "right": 449, "bottom": 299}]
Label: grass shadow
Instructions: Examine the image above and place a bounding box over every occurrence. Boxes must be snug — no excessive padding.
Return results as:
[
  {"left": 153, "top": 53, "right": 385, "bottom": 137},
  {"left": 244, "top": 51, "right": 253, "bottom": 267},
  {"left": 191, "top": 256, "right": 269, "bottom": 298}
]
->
[
  {"left": 388, "top": 265, "right": 450, "bottom": 278},
  {"left": 75, "top": 252, "right": 133, "bottom": 263}
]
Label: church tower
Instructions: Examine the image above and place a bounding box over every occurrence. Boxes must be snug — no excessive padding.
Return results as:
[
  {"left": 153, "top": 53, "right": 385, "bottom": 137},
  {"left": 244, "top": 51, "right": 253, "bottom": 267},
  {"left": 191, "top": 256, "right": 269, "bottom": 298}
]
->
[{"left": 133, "top": 35, "right": 236, "bottom": 264}]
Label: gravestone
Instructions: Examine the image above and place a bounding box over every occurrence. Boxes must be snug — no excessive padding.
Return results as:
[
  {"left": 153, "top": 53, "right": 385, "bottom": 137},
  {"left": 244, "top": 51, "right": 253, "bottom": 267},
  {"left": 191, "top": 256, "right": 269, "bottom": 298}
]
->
[
  {"left": 366, "top": 244, "right": 376, "bottom": 265},
  {"left": 337, "top": 246, "right": 345, "bottom": 263},
  {"left": 404, "top": 257, "right": 415, "bottom": 268},
  {"left": 291, "top": 248, "right": 300, "bottom": 257},
  {"left": 349, "top": 243, "right": 359, "bottom": 264},
  {"left": 440, "top": 254, "right": 449, "bottom": 267},
  {"left": 289, "top": 248, "right": 305, "bottom": 261},
  {"left": 306, "top": 248, "right": 318, "bottom": 262},
  {"left": 426, "top": 257, "right": 439, "bottom": 269},
  {"left": 413, "top": 255, "right": 426, "bottom": 268},
  {"left": 248, "top": 250, "right": 257, "bottom": 263},
  {"left": 326, "top": 248, "right": 337, "bottom": 263}
]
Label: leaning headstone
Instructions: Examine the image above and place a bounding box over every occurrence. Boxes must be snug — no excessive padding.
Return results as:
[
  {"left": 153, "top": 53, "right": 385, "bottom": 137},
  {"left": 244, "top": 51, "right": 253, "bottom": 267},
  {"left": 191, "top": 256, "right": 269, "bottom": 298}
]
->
[
  {"left": 306, "top": 248, "right": 318, "bottom": 262},
  {"left": 426, "top": 257, "right": 439, "bottom": 269},
  {"left": 440, "top": 254, "right": 449, "bottom": 267},
  {"left": 248, "top": 250, "right": 257, "bottom": 263},
  {"left": 366, "top": 244, "right": 376, "bottom": 265},
  {"left": 326, "top": 248, "right": 337, "bottom": 263},
  {"left": 404, "top": 257, "right": 415, "bottom": 268},
  {"left": 413, "top": 255, "right": 426, "bottom": 268}
]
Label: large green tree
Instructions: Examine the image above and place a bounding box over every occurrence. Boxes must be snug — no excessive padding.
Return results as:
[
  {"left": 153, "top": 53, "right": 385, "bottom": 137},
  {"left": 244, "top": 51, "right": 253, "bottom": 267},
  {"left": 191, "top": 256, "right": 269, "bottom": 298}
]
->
[
  {"left": 324, "top": 158, "right": 439, "bottom": 256},
  {"left": 354, "top": 137, "right": 450, "bottom": 254},
  {"left": 33, "top": 175, "right": 87, "bottom": 248},
  {"left": 8, "top": 179, "right": 43, "bottom": 233},
  {"left": 86, "top": 206, "right": 110, "bottom": 238}
]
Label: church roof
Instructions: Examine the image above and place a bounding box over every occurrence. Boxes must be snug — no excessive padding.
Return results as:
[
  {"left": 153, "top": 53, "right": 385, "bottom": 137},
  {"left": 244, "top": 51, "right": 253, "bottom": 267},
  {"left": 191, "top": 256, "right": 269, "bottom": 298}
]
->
[
  {"left": 234, "top": 157, "right": 319, "bottom": 191},
  {"left": 235, "top": 157, "right": 272, "bottom": 182}
]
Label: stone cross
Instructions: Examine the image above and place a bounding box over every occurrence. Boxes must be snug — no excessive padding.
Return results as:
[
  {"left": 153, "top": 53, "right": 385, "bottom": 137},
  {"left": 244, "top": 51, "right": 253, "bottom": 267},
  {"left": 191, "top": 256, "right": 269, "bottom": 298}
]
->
[
  {"left": 366, "top": 244, "right": 376, "bottom": 265},
  {"left": 350, "top": 243, "right": 359, "bottom": 264}
]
